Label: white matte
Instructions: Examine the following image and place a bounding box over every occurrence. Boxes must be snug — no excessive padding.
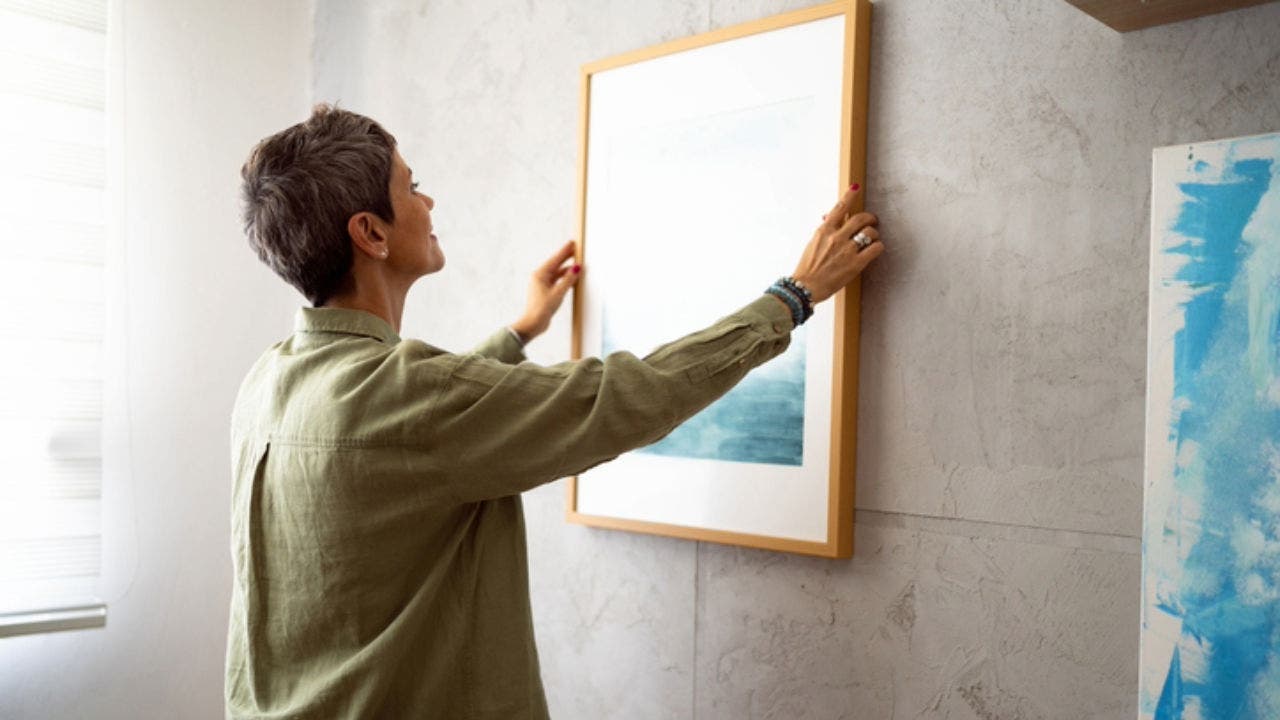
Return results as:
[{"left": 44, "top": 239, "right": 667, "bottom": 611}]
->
[{"left": 576, "top": 16, "right": 845, "bottom": 543}]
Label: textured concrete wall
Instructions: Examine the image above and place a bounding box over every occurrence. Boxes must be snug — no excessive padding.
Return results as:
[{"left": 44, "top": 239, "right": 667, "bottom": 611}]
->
[{"left": 312, "top": 1, "right": 1280, "bottom": 717}]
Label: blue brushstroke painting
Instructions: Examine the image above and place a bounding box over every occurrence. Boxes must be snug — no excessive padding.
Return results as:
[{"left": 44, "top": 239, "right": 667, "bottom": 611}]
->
[
  {"left": 602, "top": 312, "right": 806, "bottom": 467},
  {"left": 1142, "top": 133, "right": 1280, "bottom": 720}
]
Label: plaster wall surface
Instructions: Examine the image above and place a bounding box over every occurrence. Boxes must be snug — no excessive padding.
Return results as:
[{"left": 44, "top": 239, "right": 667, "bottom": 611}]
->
[
  {"left": 3, "top": 0, "right": 1276, "bottom": 718},
  {"left": 0, "top": 1, "right": 312, "bottom": 718},
  {"left": 313, "top": 1, "right": 1280, "bottom": 717}
]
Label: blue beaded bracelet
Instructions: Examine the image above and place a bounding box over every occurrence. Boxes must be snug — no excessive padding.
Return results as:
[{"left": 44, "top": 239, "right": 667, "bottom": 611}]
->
[
  {"left": 771, "top": 278, "right": 814, "bottom": 324},
  {"left": 766, "top": 286, "right": 804, "bottom": 326},
  {"left": 765, "top": 279, "right": 813, "bottom": 327},
  {"left": 779, "top": 277, "right": 813, "bottom": 305}
]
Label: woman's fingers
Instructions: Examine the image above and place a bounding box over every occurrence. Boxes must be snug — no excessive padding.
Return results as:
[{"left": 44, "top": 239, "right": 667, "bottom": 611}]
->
[
  {"left": 551, "top": 264, "right": 580, "bottom": 299},
  {"left": 855, "top": 237, "right": 883, "bottom": 265},
  {"left": 828, "top": 215, "right": 882, "bottom": 286},
  {"left": 835, "top": 211, "right": 878, "bottom": 241},
  {"left": 832, "top": 239, "right": 884, "bottom": 282},
  {"left": 537, "top": 240, "right": 578, "bottom": 278},
  {"left": 845, "top": 225, "right": 880, "bottom": 253},
  {"left": 541, "top": 259, "right": 581, "bottom": 302},
  {"left": 821, "top": 184, "right": 863, "bottom": 230},
  {"left": 796, "top": 186, "right": 882, "bottom": 301}
]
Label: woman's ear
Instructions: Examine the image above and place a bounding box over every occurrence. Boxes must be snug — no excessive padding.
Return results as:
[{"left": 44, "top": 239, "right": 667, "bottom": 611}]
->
[{"left": 347, "top": 211, "right": 389, "bottom": 259}]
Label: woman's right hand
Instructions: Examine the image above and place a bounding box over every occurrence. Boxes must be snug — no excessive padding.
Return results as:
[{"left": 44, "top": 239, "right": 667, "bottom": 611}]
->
[{"left": 790, "top": 185, "right": 883, "bottom": 303}]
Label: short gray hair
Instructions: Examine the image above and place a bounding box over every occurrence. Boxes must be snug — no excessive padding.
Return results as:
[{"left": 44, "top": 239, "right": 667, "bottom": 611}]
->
[{"left": 240, "top": 104, "right": 398, "bottom": 306}]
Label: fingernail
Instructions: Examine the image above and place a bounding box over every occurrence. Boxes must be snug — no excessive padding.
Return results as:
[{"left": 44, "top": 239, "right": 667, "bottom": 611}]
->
[
  {"left": 850, "top": 183, "right": 860, "bottom": 191},
  {"left": 572, "top": 265, "right": 582, "bottom": 273}
]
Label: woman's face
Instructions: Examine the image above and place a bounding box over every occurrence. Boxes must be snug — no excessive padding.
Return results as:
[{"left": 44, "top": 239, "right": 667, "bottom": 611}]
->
[{"left": 384, "top": 150, "right": 444, "bottom": 277}]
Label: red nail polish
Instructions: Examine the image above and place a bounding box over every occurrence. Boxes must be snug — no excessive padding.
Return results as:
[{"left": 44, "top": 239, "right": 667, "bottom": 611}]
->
[
  {"left": 572, "top": 265, "right": 582, "bottom": 273},
  {"left": 851, "top": 183, "right": 860, "bottom": 191}
]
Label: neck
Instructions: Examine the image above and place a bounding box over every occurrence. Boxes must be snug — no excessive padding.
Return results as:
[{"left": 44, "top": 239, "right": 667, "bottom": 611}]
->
[{"left": 322, "top": 272, "right": 410, "bottom": 334}]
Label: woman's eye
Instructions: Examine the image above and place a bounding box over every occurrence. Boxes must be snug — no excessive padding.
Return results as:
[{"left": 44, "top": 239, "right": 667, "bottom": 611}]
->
[{"left": 410, "top": 181, "right": 420, "bottom": 192}]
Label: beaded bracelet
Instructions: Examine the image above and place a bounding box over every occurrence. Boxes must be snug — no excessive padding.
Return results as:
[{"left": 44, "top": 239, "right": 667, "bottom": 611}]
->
[
  {"left": 765, "top": 286, "right": 804, "bottom": 326},
  {"left": 778, "top": 277, "right": 813, "bottom": 305},
  {"left": 776, "top": 277, "right": 814, "bottom": 324},
  {"left": 765, "top": 278, "right": 814, "bottom": 327}
]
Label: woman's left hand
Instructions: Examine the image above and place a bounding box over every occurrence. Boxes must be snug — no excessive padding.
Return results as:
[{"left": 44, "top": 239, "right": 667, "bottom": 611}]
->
[{"left": 509, "top": 240, "right": 581, "bottom": 344}]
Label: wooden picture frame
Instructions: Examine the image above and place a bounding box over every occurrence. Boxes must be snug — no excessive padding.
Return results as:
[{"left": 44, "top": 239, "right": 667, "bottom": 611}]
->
[{"left": 566, "top": 0, "right": 871, "bottom": 558}]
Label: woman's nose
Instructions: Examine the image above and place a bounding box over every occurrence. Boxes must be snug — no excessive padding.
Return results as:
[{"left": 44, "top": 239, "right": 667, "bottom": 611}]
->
[{"left": 421, "top": 194, "right": 435, "bottom": 211}]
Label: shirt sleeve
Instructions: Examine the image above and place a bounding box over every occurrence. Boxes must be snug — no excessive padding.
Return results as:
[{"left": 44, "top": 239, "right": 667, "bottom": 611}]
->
[
  {"left": 427, "top": 295, "right": 795, "bottom": 503},
  {"left": 469, "top": 327, "right": 527, "bottom": 364}
]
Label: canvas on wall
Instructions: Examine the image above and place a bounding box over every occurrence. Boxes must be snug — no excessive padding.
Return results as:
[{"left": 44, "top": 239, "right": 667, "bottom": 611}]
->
[
  {"left": 567, "top": 1, "right": 871, "bottom": 557},
  {"left": 1142, "top": 132, "right": 1280, "bottom": 719}
]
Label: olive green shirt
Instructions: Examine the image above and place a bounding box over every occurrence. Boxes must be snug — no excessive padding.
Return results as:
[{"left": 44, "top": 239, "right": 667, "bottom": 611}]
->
[{"left": 225, "top": 295, "right": 793, "bottom": 719}]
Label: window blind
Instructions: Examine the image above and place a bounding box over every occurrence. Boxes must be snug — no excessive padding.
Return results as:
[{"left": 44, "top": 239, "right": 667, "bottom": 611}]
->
[{"left": 0, "top": 0, "right": 109, "bottom": 637}]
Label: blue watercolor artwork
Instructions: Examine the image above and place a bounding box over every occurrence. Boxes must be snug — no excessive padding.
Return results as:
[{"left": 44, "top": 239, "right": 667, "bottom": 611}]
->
[
  {"left": 602, "top": 315, "right": 806, "bottom": 467},
  {"left": 1141, "top": 133, "right": 1280, "bottom": 720},
  {"left": 590, "top": 94, "right": 817, "bottom": 469}
]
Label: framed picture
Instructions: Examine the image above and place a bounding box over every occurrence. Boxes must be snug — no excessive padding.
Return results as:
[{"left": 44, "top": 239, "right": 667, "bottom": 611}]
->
[
  {"left": 1140, "top": 132, "right": 1280, "bottom": 718},
  {"left": 566, "top": 0, "right": 872, "bottom": 558}
]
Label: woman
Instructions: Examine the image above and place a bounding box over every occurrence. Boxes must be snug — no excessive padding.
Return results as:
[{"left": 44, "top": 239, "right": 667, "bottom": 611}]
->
[{"left": 227, "top": 105, "right": 882, "bottom": 719}]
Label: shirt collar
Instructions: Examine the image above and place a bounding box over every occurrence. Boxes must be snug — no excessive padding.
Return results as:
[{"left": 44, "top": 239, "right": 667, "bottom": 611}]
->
[{"left": 294, "top": 307, "right": 401, "bottom": 344}]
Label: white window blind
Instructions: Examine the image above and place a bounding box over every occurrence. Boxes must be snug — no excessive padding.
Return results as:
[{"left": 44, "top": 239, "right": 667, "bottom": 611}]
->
[{"left": 0, "top": 0, "right": 109, "bottom": 637}]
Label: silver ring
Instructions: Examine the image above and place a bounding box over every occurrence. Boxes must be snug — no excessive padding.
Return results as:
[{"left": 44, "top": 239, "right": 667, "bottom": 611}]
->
[{"left": 851, "top": 230, "right": 872, "bottom": 249}]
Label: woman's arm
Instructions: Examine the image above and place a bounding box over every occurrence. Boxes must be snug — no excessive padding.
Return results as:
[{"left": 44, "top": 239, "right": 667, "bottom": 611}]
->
[
  {"left": 430, "top": 295, "right": 795, "bottom": 503},
  {"left": 432, "top": 185, "right": 882, "bottom": 503}
]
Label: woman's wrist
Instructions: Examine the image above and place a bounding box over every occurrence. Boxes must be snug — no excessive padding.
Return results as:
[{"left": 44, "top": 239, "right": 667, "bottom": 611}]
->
[
  {"left": 508, "top": 318, "right": 540, "bottom": 346},
  {"left": 764, "top": 277, "right": 813, "bottom": 327},
  {"left": 506, "top": 326, "right": 530, "bottom": 347},
  {"left": 789, "top": 273, "right": 829, "bottom": 304}
]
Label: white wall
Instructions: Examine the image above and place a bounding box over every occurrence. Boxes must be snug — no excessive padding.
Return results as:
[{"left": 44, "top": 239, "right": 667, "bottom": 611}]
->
[{"left": 0, "top": 1, "right": 312, "bottom": 717}]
